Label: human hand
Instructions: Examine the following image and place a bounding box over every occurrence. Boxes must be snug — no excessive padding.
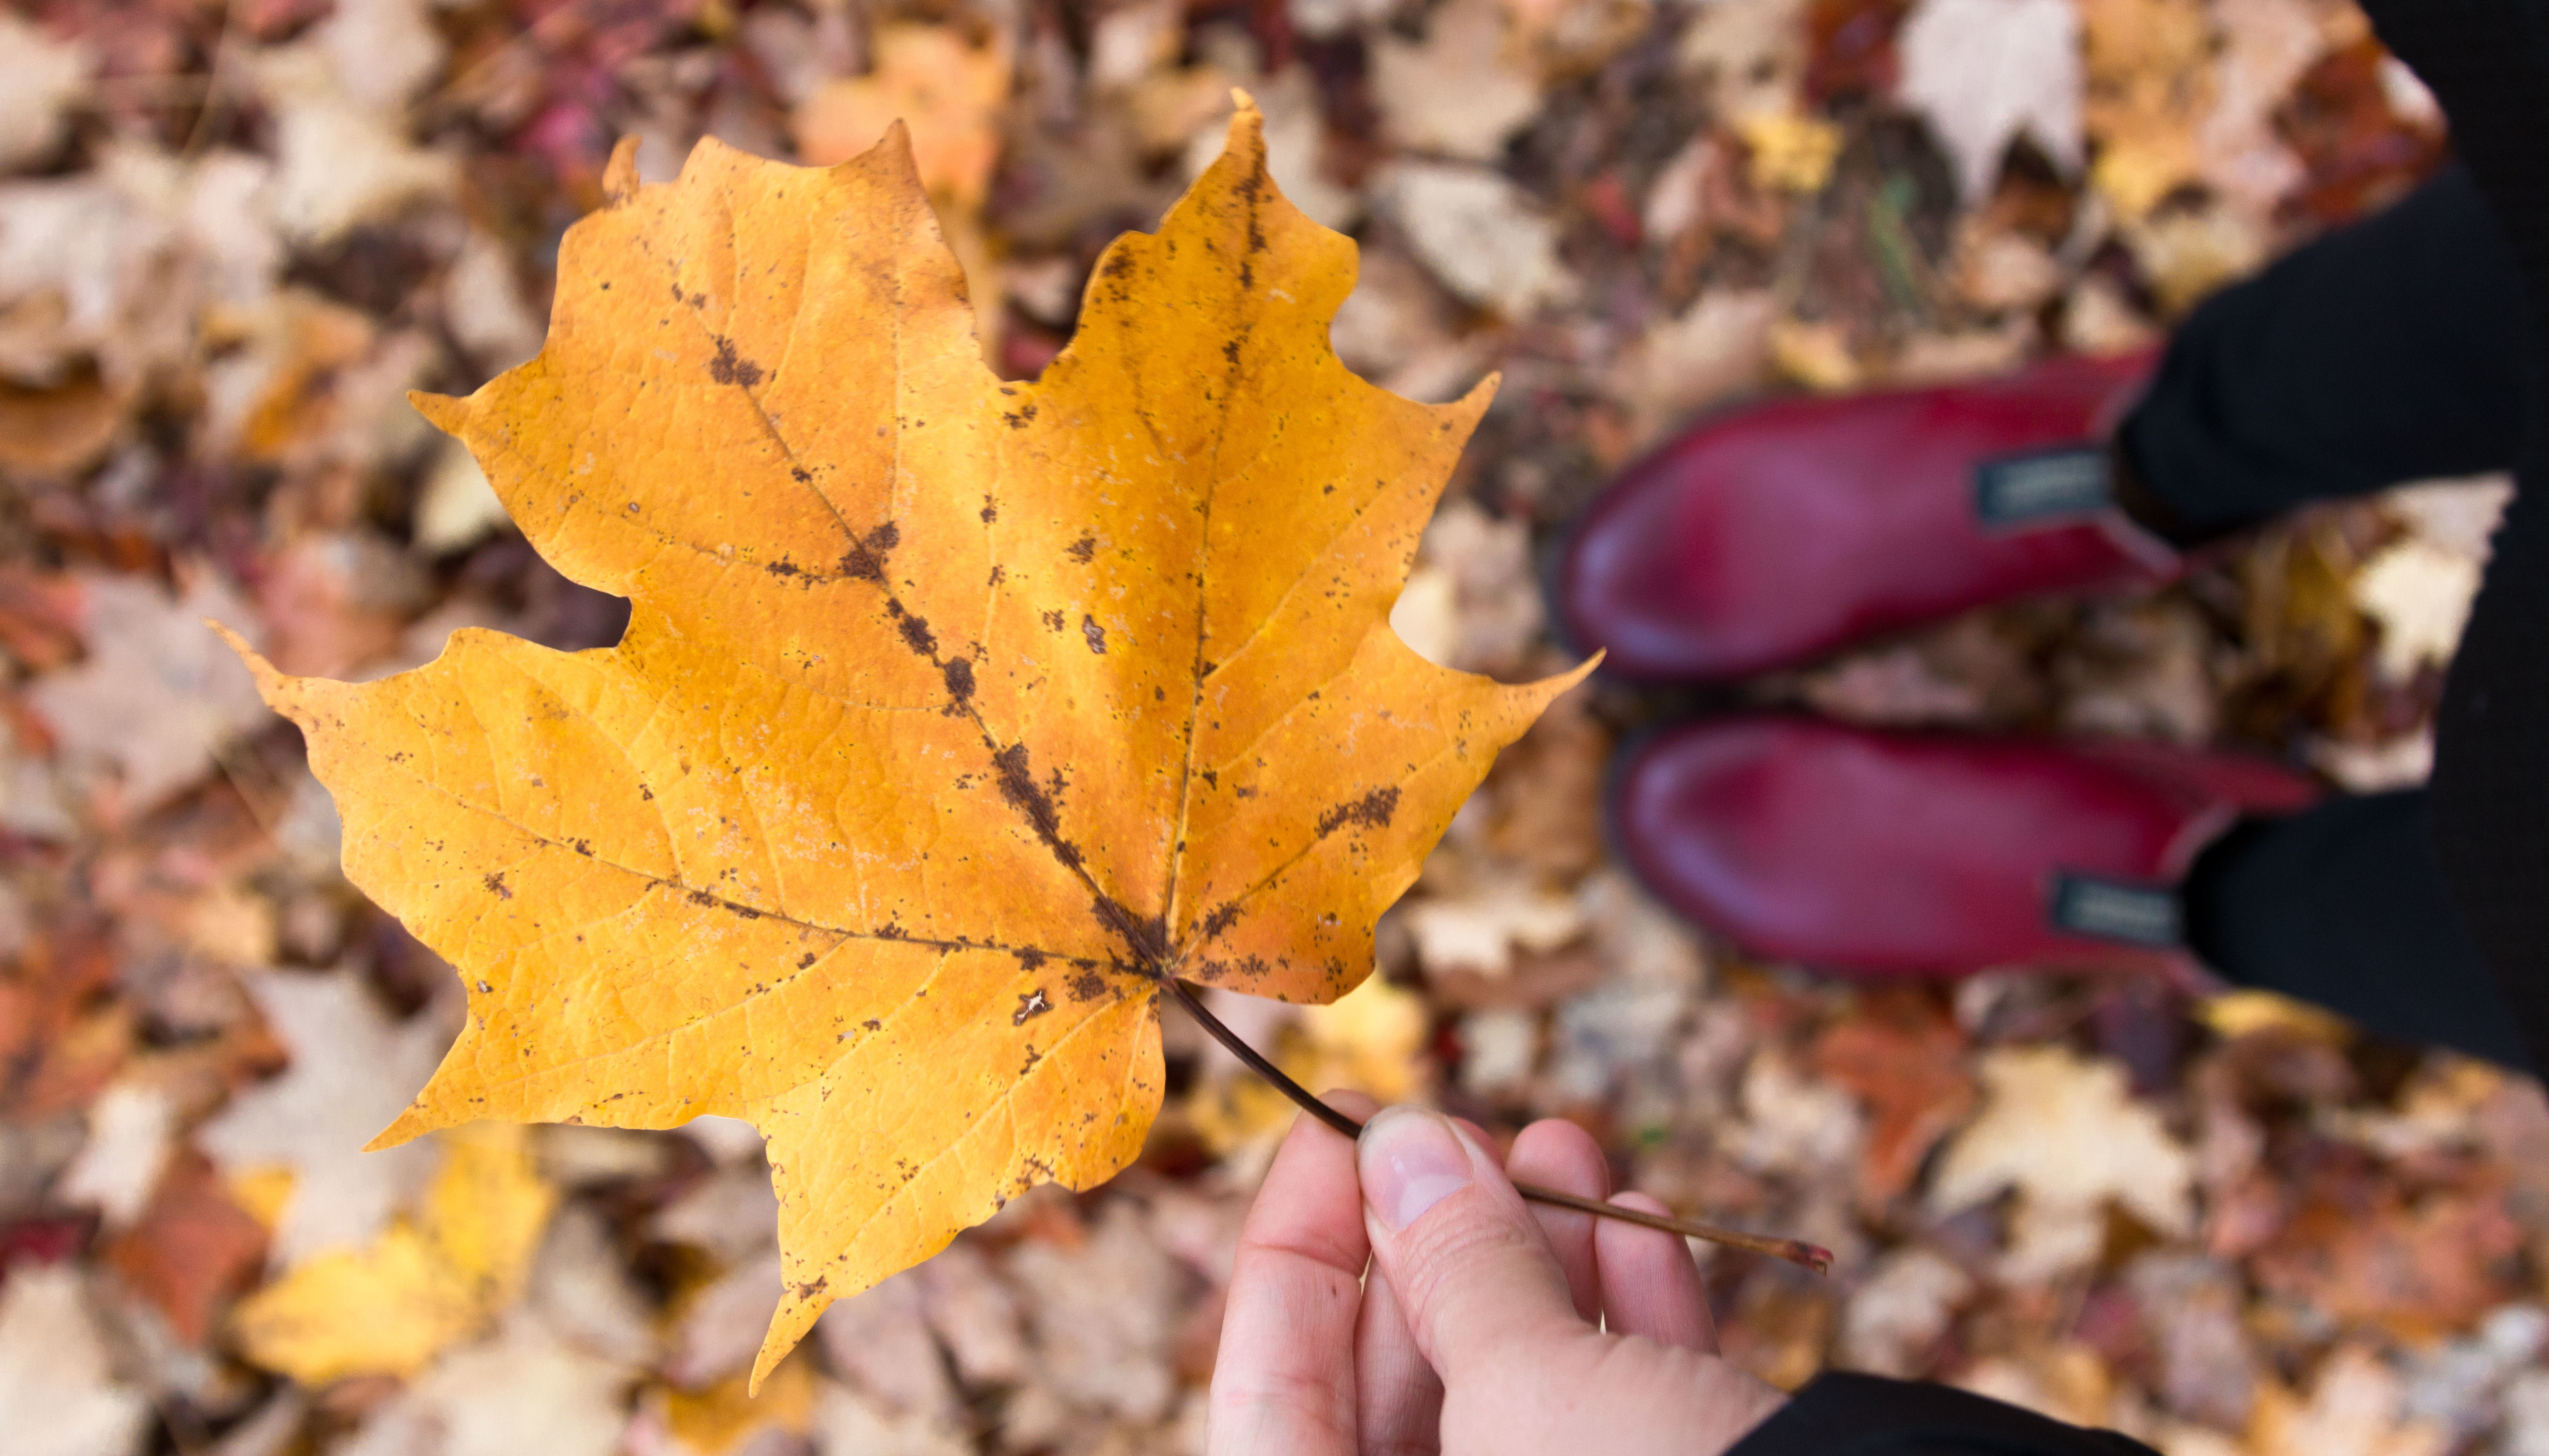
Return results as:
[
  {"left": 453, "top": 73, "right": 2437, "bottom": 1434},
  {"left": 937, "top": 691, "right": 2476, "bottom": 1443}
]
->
[{"left": 1208, "top": 1091, "right": 1788, "bottom": 1456}]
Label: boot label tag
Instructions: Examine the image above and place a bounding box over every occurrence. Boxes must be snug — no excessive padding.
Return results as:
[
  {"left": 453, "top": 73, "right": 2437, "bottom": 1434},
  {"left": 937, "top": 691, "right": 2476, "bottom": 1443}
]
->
[
  {"left": 2049, "top": 872, "right": 2182, "bottom": 946},
  {"left": 1975, "top": 447, "right": 2113, "bottom": 529}
]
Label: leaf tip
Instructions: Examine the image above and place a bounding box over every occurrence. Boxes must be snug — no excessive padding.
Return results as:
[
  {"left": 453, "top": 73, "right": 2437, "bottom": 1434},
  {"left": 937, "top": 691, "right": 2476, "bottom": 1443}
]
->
[
  {"left": 408, "top": 389, "right": 469, "bottom": 435},
  {"left": 1222, "top": 90, "right": 1266, "bottom": 153},
  {"left": 602, "top": 135, "right": 641, "bottom": 205},
  {"left": 208, "top": 620, "right": 290, "bottom": 704},
  {"left": 1552, "top": 649, "right": 1602, "bottom": 694},
  {"left": 363, "top": 1107, "right": 432, "bottom": 1153}
]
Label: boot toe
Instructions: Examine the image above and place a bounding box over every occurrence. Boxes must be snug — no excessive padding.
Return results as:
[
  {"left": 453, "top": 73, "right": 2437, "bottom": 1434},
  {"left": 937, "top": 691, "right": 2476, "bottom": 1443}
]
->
[{"left": 1612, "top": 717, "right": 2221, "bottom": 977}]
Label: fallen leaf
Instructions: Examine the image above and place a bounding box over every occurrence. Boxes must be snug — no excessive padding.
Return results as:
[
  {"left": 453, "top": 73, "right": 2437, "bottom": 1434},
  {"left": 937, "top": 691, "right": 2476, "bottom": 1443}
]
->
[
  {"left": 793, "top": 25, "right": 1011, "bottom": 211},
  {"left": 0, "top": 924, "right": 128, "bottom": 1121},
  {"left": 1809, "top": 993, "right": 1976, "bottom": 1204},
  {"left": 2120, "top": 200, "right": 2269, "bottom": 315},
  {"left": 197, "top": 969, "right": 446, "bottom": 1267},
  {"left": 442, "top": 230, "right": 545, "bottom": 376},
  {"left": 523, "top": 1205, "right": 660, "bottom": 1368},
  {"left": 2196, "top": 0, "right": 2320, "bottom": 216},
  {"left": 1769, "top": 316, "right": 1863, "bottom": 390},
  {"left": 650, "top": 1167, "right": 783, "bottom": 1265},
  {"left": 649, "top": 1366, "right": 815, "bottom": 1456},
  {"left": 2126, "top": 1252, "right": 2258, "bottom": 1428},
  {"left": 24, "top": 569, "right": 269, "bottom": 818},
  {"left": 1371, "top": 0, "right": 1541, "bottom": 161},
  {"left": 1384, "top": 161, "right": 1581, "bottom": 316},
  {"left": 1838, "top": 1248, "right": 1972, "bottom": 1376},
  {"left": 230, "top": 1123, "right": 557, "bottom": 1384},
  {"left": 1729, "top": 1046, "right": 1865, "bottom": 1179},
  {"left": 0, "top": 366, "right": 134, "bottom": 476},
  {"left": 1895, "top": 0, "right": 2083, "bottom": 201},
  {"left": 1301, "top": 973, "right": 1431, "bottom": 1104},
  {"left": 2245, "top": 1344, "right": 2451, "bottom": 1456},
  {"left": 665, "top": 1251, "right": 783, "bottom": 1389},
  {"left": 2250, "top": 1170, "right": 2524, "bottom": 1341},
  {"left": 0, "top": 15, "right": 89, "bottom": 172},
  {"left": 908, "top": 1239, "right": 1026, "bottom": 1387},
  {"left": 1006, "top": 1202, "right": 1182, "bottom": 1423},
  {"left": 1928, "top": 1046, "right": 2194, "bottom": 1269},
  {"left": 1676, "top": 0, "right": 1809, "bottom": 125},
  {"left": 231, "top": 105, "right": 1583, "bottom": 1384},
  {"left": 345, "top": 1311, "right": 636, "bottom": 1456},
  {"left": 1404, "top": 883, "right": 1585, "bottom": 976},
  {"left": 811, "top": 1377, "right": 970, "bottom": 1456},
  {"left": 58, "top": 1079, "right": 175, "bottom": 1229},
  {"left": 101, "top": 1150, "right": 268, "bottom": 1346},
  {"left": 2354, "top": 537, "right": 2482, "bottom": 682},
  {"left": 0, "top": 1264, "right": 150, "bottom": 1456},
  {"left": 307, "top": 0, "right": 446, "bottom": 116},
  {"left": 1605, "top": 289, "right": 1779, "bottom": 444},
  {"left": 2079, "top": 0, "right": 2214, "bottom": 218},
  {"left": 816, "top": 1269, "right": 959, "bottom": 1422},
  {"left": 1736, "top": 112, "right": 1845, "bottom": 193},
  {"left": 1952, "top": 1342, "right": 2117, "bottom": 1430},
  {"left": 252, "top": 46, "right": 457, "bottom": 244},
  {"left": 0, "top": 159, "right": 195, "bottom": 395}
]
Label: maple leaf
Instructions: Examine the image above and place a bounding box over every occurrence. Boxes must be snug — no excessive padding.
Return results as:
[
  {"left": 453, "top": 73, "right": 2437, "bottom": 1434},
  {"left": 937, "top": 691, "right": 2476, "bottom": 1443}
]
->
[
  {"left": 230, "top": 1123, "right": 557, "bottom": 1384},
  {"left": 223, "top": 98, "right": 1587, "bottom": 1384},
  {"left": 196, "top": 967, "right": 448, "bottom": 1266}
]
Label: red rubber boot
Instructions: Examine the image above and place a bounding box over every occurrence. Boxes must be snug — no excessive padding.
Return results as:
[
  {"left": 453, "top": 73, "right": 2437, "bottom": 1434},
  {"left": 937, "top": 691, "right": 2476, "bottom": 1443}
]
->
[
  {"left": 1610, "top": 717, "right": 2320, "bottom": 980},
  {"left": 1556, "top": 351, "right": 2176, "bottom": 682}
]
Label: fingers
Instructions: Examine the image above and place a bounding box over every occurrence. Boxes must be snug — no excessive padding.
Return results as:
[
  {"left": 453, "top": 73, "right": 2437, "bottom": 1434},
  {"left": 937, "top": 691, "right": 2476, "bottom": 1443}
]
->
[
  {"left": 1503, "top": 1119, "right": 1610, "bottom": 1322},
  {"left": 1594, "top": 1192, "right": 1718, "bottom": 1353},
  {"left": 1209, "top": 1091, "right": 1379, "bottom": 1456},
  {"left": 1356, "top": 1106, "right": 1586, "bottom": 1389},
  {"left": 1354, "top": 1251, "right": 1442, "bottom": 1456}
]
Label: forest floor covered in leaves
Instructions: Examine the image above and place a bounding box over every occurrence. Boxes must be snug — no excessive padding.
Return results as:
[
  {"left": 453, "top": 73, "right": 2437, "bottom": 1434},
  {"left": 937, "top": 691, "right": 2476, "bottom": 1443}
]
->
[{"left": 3, "top": 0, "right": 2544, "bottom": 1452}]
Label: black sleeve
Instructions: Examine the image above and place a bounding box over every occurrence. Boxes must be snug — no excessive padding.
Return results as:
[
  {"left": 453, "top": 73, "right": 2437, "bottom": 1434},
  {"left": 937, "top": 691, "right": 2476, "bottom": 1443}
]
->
[
  {"left": 2354, "top": 0, "right": 2549, "bottom": 1069},
  {"left": 1725, "top": 1374, "right": 2163, "bottom": 1456}
]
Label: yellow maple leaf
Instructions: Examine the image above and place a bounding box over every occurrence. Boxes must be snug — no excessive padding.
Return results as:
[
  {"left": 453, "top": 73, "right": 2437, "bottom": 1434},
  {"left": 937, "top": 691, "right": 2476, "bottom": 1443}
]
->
[
  {"left": 230, "top": 1125, "right": 556, "bottom": 1384},
  {"left": 222, "top": 98, "right": 1586, "bottom": 1387}
]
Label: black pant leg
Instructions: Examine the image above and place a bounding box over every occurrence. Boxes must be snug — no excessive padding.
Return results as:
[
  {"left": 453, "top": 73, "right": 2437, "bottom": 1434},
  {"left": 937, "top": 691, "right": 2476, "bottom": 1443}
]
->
[
  {"left": 2348, "top": 0, "right": 2549, "bottom": 1069},
  {"left": 2120, "top": 163, "right": 2529, "bottom": 541},
  {"left": 2185, "top": 791, "right": 2534, "bottom": 1070}
]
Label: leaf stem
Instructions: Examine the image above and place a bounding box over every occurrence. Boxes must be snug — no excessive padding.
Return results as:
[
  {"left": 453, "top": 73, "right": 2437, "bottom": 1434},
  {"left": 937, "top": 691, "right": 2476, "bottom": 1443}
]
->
[{"left": 1157, "top": 975, "right": 1833, "bottom": 1276}]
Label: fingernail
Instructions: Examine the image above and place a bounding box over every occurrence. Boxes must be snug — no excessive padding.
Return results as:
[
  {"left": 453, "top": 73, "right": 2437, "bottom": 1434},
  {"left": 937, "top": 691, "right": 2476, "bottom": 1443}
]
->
[{"left": 1359, "top": 1107, "right": 1473, "bottom": 1231}]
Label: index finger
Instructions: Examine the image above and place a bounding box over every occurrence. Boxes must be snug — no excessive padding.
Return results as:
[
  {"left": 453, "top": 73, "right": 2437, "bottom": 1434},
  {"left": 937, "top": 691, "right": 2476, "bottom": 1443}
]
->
[{"left": 1207, "top": 1090, "right": 1380, "bottom": 1456}]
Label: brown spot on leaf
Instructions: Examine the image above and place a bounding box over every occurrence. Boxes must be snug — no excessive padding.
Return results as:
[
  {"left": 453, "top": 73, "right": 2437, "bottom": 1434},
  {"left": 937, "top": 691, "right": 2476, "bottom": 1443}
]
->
[
  {"left": 1012, "top": 988, "right": 1051, "bottom": 1025},
  {"left": 1067, "top": 534, "right": 1097, "bottom": 564},
  {"left": 993, "top": 743, "right": 1082, "bottom": 869},
  {"left": 708, "top": 336, "right": 763, "bottom": 388},
  {"left": 1317, "top": 786, "right": 1401, "bottom": 837},
  {"left": 1081, "top": 615, "right": 1107, "bottom": 654},
  {"left": 484, "top": 873, "right": 512, "bottom": 900},
  {"left": 887, "top": 602, "right": 937, "bottom": 657}
]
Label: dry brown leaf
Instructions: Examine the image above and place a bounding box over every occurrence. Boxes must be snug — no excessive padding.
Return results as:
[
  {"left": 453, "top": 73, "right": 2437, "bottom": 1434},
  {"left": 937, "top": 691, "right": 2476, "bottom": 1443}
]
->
[
  {"left": 2079, "top": 0, "right": 2215, "bottom": 218},
  {"left": 0, "top": 1265, "right": 150, "bottom": 1456}
]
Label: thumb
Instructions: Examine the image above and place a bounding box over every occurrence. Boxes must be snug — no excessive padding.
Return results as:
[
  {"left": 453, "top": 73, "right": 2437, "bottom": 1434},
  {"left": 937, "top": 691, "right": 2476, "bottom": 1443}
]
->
[{"left": 1357, "top": 1106, "right": 1585, "bottom": 1384}]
